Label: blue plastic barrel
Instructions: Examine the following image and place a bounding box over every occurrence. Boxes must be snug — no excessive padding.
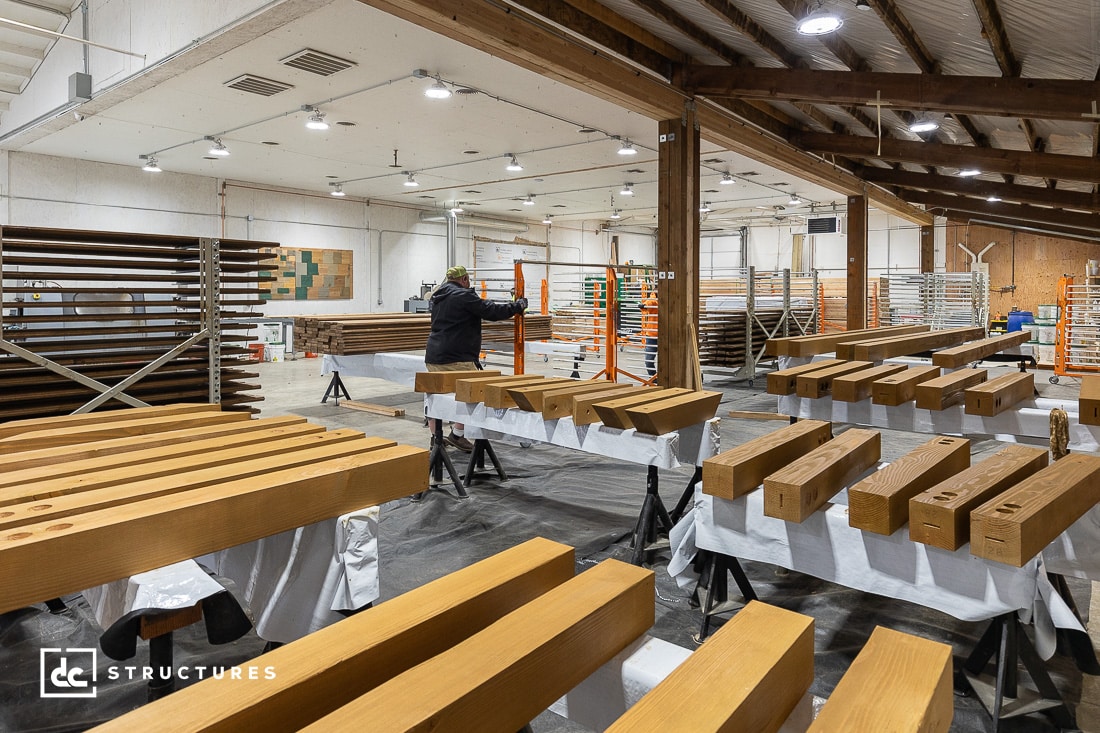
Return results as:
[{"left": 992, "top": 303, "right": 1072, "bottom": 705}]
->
[{"left": 1006, "top": 310, "right": 1034, "bottom": 332}]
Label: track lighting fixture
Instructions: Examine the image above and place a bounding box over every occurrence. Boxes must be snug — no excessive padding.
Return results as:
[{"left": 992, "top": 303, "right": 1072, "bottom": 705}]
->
[
  {"left": 305, "top": 108, "right": 329, "bottom": 130},
  {"left": 424, "top": 78, "right": 451, "bottom": 99},
  {"left": 403, "top": 172, "right": 420, "bottom": 187},
  {"left": 330, "top": 183, "right": 346, "bottom": 197},
  {"left": 700, "top": 202, "right": 712, "bottom": 213},
  {"left": 797, "top": 1, "right": 843, "bottom": 34},
  {"left": 788, "top": 193, "right": 802, "bottom": 206},
  {"left": 542, "top": 214, "right": 552, "bottom": 224},
  {"left": 140, "top": 155, "right": 161, "bottom": 173},
  {"left": 609, "top": 209, "right": 622, "bottom": 220},
  {"left": 207, "top": 138, "right": 230, "bottom": 157},
  {"left": 523, "top": 194, "right": 535, "bottom": 206},
  {"left": 620, "top": 183, "right": 634, "bottom": 196},
  {"left": 617, "top": 139, "right": 637, "bottom": 156},
  {"left": 506, "top": 154, "right": 523, "bottom": 172},
  {"left": 720, "top": 172, "right": 735, "bottom": 185}
]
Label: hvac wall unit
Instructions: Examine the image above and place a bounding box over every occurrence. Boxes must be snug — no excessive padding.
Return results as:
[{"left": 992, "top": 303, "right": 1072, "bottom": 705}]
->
[{"left": 806, "top": 216, "right": 846, "bottom": 235}]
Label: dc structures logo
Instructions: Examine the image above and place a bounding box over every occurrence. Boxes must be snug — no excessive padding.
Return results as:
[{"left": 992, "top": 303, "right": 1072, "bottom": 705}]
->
[{"left": 40, "top": 648, "right": 97, "bottom": 698}]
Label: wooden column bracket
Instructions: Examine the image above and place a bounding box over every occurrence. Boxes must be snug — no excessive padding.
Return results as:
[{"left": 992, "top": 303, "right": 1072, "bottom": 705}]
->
[
  {"left": 766, "top": 359, "right": 844, "bottom": 396},
  {"left": 624, "top": 390, "right": 722, "bottom": 435},
  {"left": 871, "top": 366, "right": 942, "bottom": 406},
  {"left": 795, "top": 361, "right": 874, "bottom": 399},
  {"left": 964, "top": 372, "right": 1034, "bottom": 417},
  {"left": 847, "top": 436, "right": 970, "bottom": 535},
  {"left": 703, "top": 420, "right": 832, "bottom": 500},
  {"left": 915, "top": 369, "right": 988, "bottom": 411},
  {"left": 908, "top": 445, "right": 1049, "bottom": 551},
  {"left": 763, "top": 428, "right": 881, "bottom": 522},
  {"left": 831, "top": 363, "right": 907, "bottom": 403}
]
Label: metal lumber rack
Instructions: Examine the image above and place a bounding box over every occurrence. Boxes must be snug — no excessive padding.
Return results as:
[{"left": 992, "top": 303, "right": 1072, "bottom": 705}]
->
[
  {"left": 876, "top": 272, "right": 988, "bottom": 330},
  {"left": 0, "top": 226, "right": 276, "bottom": 419},
  {"left": 697, "top": 267, "right": 818, "bottom": 383}
]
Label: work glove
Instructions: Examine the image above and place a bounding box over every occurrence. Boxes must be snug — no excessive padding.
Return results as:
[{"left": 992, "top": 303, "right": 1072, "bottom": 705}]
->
[{"left": 514, "top": 297, "right": 529, "bottom": 314}]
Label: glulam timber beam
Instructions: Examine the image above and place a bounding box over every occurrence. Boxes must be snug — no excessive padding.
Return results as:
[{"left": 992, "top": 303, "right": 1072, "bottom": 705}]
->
[{"left": 904, "top": 191, "right": 1100, "bottom": 233}]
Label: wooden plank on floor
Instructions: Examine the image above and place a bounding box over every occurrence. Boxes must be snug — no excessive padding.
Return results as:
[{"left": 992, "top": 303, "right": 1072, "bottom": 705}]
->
[
  {"left": 1081, "top": 375, "right": 1100, "bottom": 427},
  {"left": 299, "top": 559, "right": 654, "bottom": 733},
  {"left": 769, "top": 325, "right": 929, "bottom": 358},
  {"left": 341, "top": 401, "right": 405, "bottom": 417},
  {"left": 489, "top": 378, "right": 572, "bottom": 410},
  {"left": 763, "top": 428, "right": 881, "bottom": 522},
  {"left": 726, "top": 410, "right": 790, "bottom": 421},
  {"left": 931, "top": 331, "right": 1032, "bottom": 369},
  {"left": 964, "top": 372, "right": 1034, "bottom": 416},
  {"left": 606, "top": 600, "right": 814, "bottom": 733},
  {"left": 481, "top": 377, "right": 563, "bottom": 409},
  {"left": 454, "top": 374, "right": 543, "bottom": 404},
  {"left": 573, "top": 387, "right": 659, "bottom": 425},
  {"left": 842, "top": 327, "right": 986, "bottom": 362},
  {"left": 970, "top": 454, "right": 1100, "bottom": 567},
  {"left": 703, "top": 420, "right": 832, "bottom": 500},
  {"left": 0, "top": 412, "right": 253, "bottom": 454},
  {"left": 908, "top": 445, "right": 1049, "bottom": 551},
  {"left": 795, "top": 361, "right": 875, "bottom": 399},
  {"left": 625, "top": 391, "right": 723, "bottom": 435},
  {"left": 94, "top": 538, "right": 576, "bottom": 733},
  {"left": 766, "top": 359, "right": 844, "bottom": 396},
  {"left": 592, "top": 389, "right": 692, "bottom": 430},
  {"left": 871, "top": 366, "right": 942, "bottom": 406},
  {"left": 831, "top": 363, "right": 907, "bottom": 403},
  {"left": 807, "top": 626, "right": 953, "bottom": 733},
  {"left": 847, "top": 437, "right": 971, "bottom": 536},
  {"left": 0, "top": 444, "right": 428, "bottom": 614},
  {"left": 542, "top": 382, "right": 634, "bottom": 419},
  {"left": 415, "top": 370, "right": 501, "bottom": 394},
  {"left": 914, "top": 369, "right": 988, "bottom": 411},
  {"left": 0, "top": 402, "right": 221, "bottom": 441}
]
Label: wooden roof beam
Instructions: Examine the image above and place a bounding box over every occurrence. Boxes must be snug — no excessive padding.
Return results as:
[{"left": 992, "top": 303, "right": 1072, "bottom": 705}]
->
[
  {"left": 628, "top": 0, "right": 747, "bottom": 67},
  {"left": 939, "top": 210, "right": 1100, "bottom": 244},
  {"left": 863, "top": 0, "right": 939, "bottom": 74},
  {"left": 904, "top": 190, "right": 1100, "bottom": 233},
  {"left": 696, "top": 0, "right": 800, "bottom": 69},
  {"left": 971, "top": 0, "right": 1020, "bottom": 77}
]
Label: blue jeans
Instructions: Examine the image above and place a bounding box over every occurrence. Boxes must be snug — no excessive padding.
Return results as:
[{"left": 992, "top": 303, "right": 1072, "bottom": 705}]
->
[{"left": 644, "top": 337, "right": 657, "bottom": 377}]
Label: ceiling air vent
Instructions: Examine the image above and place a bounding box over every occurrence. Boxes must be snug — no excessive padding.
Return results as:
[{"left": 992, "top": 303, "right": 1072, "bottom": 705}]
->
[
  {"left": 280, "top": 49, "right": 356, "bottom": 76},
  {"left": 807, "top": 216, "right": 846, "bottom": 235},
  {"left": 224, "top": 74, "right": 293, "bottom": 96}
]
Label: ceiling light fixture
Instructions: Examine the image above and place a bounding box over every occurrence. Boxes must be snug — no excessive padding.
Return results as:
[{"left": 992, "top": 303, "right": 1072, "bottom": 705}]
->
[
  {"left": 542, "top": 214, "right": 552, "bottom": 224},
  {"left": 797, "top": 1, "right": 843, "bottom": 34},
  {"left": 523, "top": 194, "right": 535, "bottom": 206},
  {"left": 206, "top": 137, "right": 230, "bottom": 157},
  {"left": 609, "top": 209, "right": 622, "bottom": 220},
  {"left": 788, "top": 193, "right": 802, "bottom": 206},
  {"left": 330, "top": 183, "right": 346, "bottom": 197},
  {"left": 140, "top": 155, "right": 161, "bottom": 173},
  {"left": 958, "top": 168, "right": 982, "bottom": 177},
  {"left": 720, "top": 172, "right": 735, "bottom": 185},
  {"left": 403, "top": 172, "right": 420, "bottom": 187},
  {"left": 305, "top": 108, "right": 329, "bottom": 130},
  {"left": 506, "top": 154, "right": 523, "bottom": 172},
  {"left": 617, "top": 139, "right": 638, "bottom": 156},
  {"left": 855, "top": 0, "right": 872, "bottom": 9},
  {"left": 908, "top": 118, "right": 939, "bottom": 133},
  {"left": 700, "top": 202, "right": 712, "bottom": 213},
  {"left": 620, "top": 183, "right": 634, "bottom": 196},
  {"left": 986, "top": 195, "right": 1002, "bottom": 202},
  {"left": 449, "top": 202, "right": 464, "bottom": 213},
  {"left": 424, "top": 77, "right": 451, "bottom": 99}
]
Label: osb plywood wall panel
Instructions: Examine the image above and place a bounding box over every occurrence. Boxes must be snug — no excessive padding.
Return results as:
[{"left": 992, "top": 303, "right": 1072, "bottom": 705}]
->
[
  {"left": 944, "top": 222, "right": 1095, "bottom": 317},
  {"left": 259, "top": 247, "right": 353, "bottom": 301}
]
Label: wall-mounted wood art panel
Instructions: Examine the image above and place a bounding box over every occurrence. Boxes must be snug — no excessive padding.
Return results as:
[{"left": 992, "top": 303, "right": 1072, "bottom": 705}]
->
[{"left": 259, "top": 247, "right": 353, "bottom": 300}]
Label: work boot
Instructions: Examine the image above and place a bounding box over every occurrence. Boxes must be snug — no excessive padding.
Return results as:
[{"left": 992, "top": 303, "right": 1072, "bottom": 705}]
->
[{"left": 444, "top": 430, "right": 474, "bottom": 452}]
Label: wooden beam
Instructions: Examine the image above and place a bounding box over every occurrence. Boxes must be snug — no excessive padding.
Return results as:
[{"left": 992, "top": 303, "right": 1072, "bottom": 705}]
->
[
  {"left": 703, "top": 420, "right": 832, "bottom": 500},
  {"left": 542, "top": 382, "right": 634, "bottom": 419},
  {"left": 848, "top": 436, "right": 970, "bottom": 535},
  {"left": 607, "top": 600, "right": 814, "bottom": 732},
  {"left": 0, "top": 402, "right": 220, "bottom": 441},
  {"left": 847, "top": 194, "right": 868, "bottom": 330},
  {"left": 341, "top": 401, "right": 405, "bottom": 417},
  {"left": 794, "top": 132, "right": 1100, "bottom": 184},
  {"left": 0, "top": 411, "right": 252, "bottom": 454},
  {"left": 931, "top": 331, "right": 1031, "bottom": 369},
  {"left": 95, "top": 538, "right": 576, "bottom": 733},
  {"left": 767, "top": 325, "right": 928, "bottom": 357},
  {"left": 903, "top": 190, "right": 1100, "bottom": 234},
  {"left": 300, "top": 560, "right": 654, "bottom": 733},
  {"left": 415, "top": 370, "right": 501, "bottom": 394},
  {"left": 937, "top": 209, "right": 1100, "bottom": 244},
  {"left": 914, "top": 368, "right": 988, "bottom": 411},
  {"left": 681, "top": 66, "right": 1097, "bottom": 122},
  {"left": 485, "top": 377, "right": 567, "bottom": 409},
  {"left": 500, "top": 378, "right": 576, "bottom": 411},
  {"left": 763, "top": 428, "right": 881, "bottom": 522},
  {"left": 970, "top": 454, "right": 1100, "bottom": 567},
  {"left": 832, "top": 363, "right": 907, "bottom": 403},
  {"left": 1080, "top": 375, "right": 1100, "bottom": 427},
  {"left": 695, "top": 0, "right": 801, "bottom": 68},
  {"left": 0, "top": 445, "right": 428, "bottom": 613},
  {"left": 625, "top": 390, "right": 722, "bottom": 435},
  {"left": 630, "top": 0, "right": 746, "bottom": 67},
  {"left": 455, "top": 374, "right": 544, "bottom": 404},
  {"left": 867, "top": 0, "right": 940, "bottom": 74},
  {"left": 871, "top": 366, "right": 942, "bottom": 406},
  {"left": 766, "top": 359, "right": 845, "bottom": 395},
  {"left": 795, "top": 361, "right": 875, "bottom": 399},
  {"left": 963, "top": 372, "right": 1034, "bottom": 416},
  {"left": 908, "top": 445, "right": 1048, "bottom": 551},
  {"left": 808, "top": 626, "right": 953, "bottom": 733},
  {"left": 590, "top": 388, "right": 691, "bottom": 428},
  {"left": 843, "top": 326, "right": 986, "bottom": 361},
  {"left": 572, "top": 386, "right": 661, "bottom": 425},
  {"left": 970, "top": 0, "right": 1020, "bottom": 77}
]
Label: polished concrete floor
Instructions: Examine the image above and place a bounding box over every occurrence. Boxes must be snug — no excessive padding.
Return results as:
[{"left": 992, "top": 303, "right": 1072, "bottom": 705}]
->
[{"left": 2, "top": 355, "right": 1098, "bottom": 732}]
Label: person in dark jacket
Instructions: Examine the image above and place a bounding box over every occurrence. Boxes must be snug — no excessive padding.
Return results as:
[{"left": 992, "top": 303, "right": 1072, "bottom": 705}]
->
[{"left": 425, "top": 265, "right": 527, "bottom": 450}]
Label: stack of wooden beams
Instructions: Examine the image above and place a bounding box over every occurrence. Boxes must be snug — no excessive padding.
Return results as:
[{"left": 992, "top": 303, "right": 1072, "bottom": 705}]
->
[
  {"left": 0, "top": 226, "right": 274, "bottom": 419},
  {"left": 292, "top": 313, "right": 553, "bottom": 355},
  {"left": 0, "top": 403, "right": 428, "bottom": 614},
  {"left": 697, "top": 307, "right": 814, "bottom": 369}
]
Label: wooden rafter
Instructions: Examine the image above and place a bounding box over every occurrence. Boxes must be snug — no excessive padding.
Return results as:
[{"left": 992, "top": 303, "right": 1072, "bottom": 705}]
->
[
  {"left": 939, "top": 210, "right": 1100, "bottom": 243},
  {"left": 971, "top": 0, "right": 1020, "bottom": 77},
  {"left": 864, "top": 0, "right": 939, "bottom": 74},
  {"left": 695, "top": 0, "right": 800, "bottom": 68},
  {"left": 629, "top": 0, "right": 747, "bottom": 67},
  {"left": 902, "top": 190, "right": 1100, "bottom": 233},
  {"left": 559, "top": 0, "right": 688, "bottom": 62}
]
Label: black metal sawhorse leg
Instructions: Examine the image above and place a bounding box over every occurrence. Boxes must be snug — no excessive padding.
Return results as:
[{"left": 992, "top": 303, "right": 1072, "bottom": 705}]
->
[
  {"left": 463, "top": 438, "right": 507, "bottom": 486},
  {"left": 961, "top": 613, "right": 1076, "bottom": 731},
  {"left": 669, "top": 466, "right": 702, "bottom": 524},
  {"left": 321, "top": 370, "right": 350, "bottom": 405},
  {"left": 147, "top": 632, "right": 174, "bottom": 701},
  {"left": 630, "top": 465, "right": 675, "bottom": 566},
  {"left": 1049, "top": 572, "right": 1100, "bottom": 674},
  {"left": 415, "top": 418, "right": 467, "bottom": 500},
  {"left": 695, "top": 551, "right": 758, "bottom": 643}
]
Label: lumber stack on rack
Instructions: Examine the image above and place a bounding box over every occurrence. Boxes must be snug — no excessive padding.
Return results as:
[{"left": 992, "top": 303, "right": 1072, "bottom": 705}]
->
[
  {"left": 0, "top": 226, "right": 274, "bottom": 420},
  {"left": 697, "top": 307, "right": 813, "bottom": 369},
  {"left": 292, "top": 313, "right": 553, "bottom": 355},
  {"left": 0, "top": 403, "right": 428, "bottom": 614}
]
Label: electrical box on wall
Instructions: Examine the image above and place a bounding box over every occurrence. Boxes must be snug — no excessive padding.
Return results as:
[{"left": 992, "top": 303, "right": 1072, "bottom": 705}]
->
[{"left": 806, "top": 216, "right": 846, "bottom": 235}]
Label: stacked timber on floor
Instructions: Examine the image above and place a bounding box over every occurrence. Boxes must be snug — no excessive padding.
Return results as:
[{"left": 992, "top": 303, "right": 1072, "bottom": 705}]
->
[
  {"left": 697, "top": 306, "right": 814, "bottom": 370},
  {"left": 0, "top": 226, "right": 274, "bottom": 419},
  {"left": 702, "top": 420, "right": 1100, "bottom": 567},
  {"left": 0, "top": 403, "right": 428, "bottom": 614},
  {"left": 292, "top": 313, "right": 553, "bottom": 355}
]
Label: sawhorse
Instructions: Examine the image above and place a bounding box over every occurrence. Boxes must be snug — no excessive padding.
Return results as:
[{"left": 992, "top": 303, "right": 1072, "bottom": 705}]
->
[
  {"left": 322, "top": 370, "right": 350, "bottom": 405},
  {"left": 629, "top": 465, "right": 702, "bottom": 566},
  {"left": 463, "top": 438, "right": 507, "bottom": 486},
  {"left": 693, "top": 551, "right": 758, "bottom": 643},
  {"left": 416, "top": 418, "right": 467, "bottom": 499}
]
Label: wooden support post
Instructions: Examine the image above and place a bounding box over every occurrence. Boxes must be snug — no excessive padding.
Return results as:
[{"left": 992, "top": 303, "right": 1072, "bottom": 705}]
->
[
  {"left": 624, "top": 390, "right": 722, "bottom": 435},
  {"left": 484, "top": 378, "right": 566, "bottom": 409},
  {"left": 766, "top": 325, "right": 928, "bottom": 358},
  {"left": 908, "top": 445, "right": 1048, "bottom": 551},
  {"left": 703, "top": 420, "right": 832, "bottom": 500},
  {"left": 656, "top": 107, "right": 700, "bottom": 390},
  {"left": 964, "top": 372, "right": 1034, "bottom": 416},
  {"left": 842, "top": 327, "right": 986, "bottom": 361},
  {"left": 808, "top": 626, "right": 953, "bottom": 733},
  {"left": 300, "top": 560, "right": 654, "bottom": 733},
  {"left": 95, "top": 538, "right": 576, "bottom": 733},
  {"left": 847, "top": 436, "right": 970, "bottom": 535},
  {"left": 766, "top": 359, "right": 845, "bottom": 396},
  {"left": 970, "top": 454, "right": 1100, "bottom": 566},
  {"left": 541, "top": 382, "right": 634, "bottom": 419},
  {"left": 572, "top": 387, "right": 658, "bottom": 425},
  {"left": 795, "top": 361, "right": 874, "bottom": 399},
  {"left": 454, "top": 374, "right": 543, "bottom": 404},
  {"left": 914, "top": 369, "right": 988, "bottom": 411},
  {"left": 931, "top": 331, "right": 1031, "bottom": 369},
  {"left": 832, "top": 363, "right": 908, "bottom": 403},
  {"left": 763, "top": 428, "right": 881, "bottom": 522},
  {"left": 871, "top": 366, "right": 942, "bottom": 406},
  {"left": 607, "top": 601, "right": 814, "bottom": 733},
  {"left": 846, "top": 194, "right": 868, "bottom": 331},
  {"left": 1081, "top": 375, "right": 1100, "bottom": 426},
  {"left": 592, "top": 388, "right": 692, "bottom": 429},
  {"left": 920, "top": 224, "right": 935, "bottom": 273},
  {"left": 415, "top": 370, "right": 501, "bottom": 394}
]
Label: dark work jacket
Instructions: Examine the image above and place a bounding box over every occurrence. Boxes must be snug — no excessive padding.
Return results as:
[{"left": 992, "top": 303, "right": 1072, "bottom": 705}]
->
[{"left": 425, "top": 281, "right": 519, "bottom": 364}]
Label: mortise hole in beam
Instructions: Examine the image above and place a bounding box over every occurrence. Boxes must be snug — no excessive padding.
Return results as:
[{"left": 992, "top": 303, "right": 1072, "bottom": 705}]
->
[
  {"left": 7, "top": 532, "right": 32, "bottom": 540},
  {"left": 30, "top": 505, "right": 51, "bottom": 511},
  {"left": 45, "top": 523, "right": 73, "bottom": 532},
  {"left": 1004, "top": 502, "right": 1022, "bottom": 509},
  {"left": 0, "top": 512, "right": 12, "bottom": 518}
]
